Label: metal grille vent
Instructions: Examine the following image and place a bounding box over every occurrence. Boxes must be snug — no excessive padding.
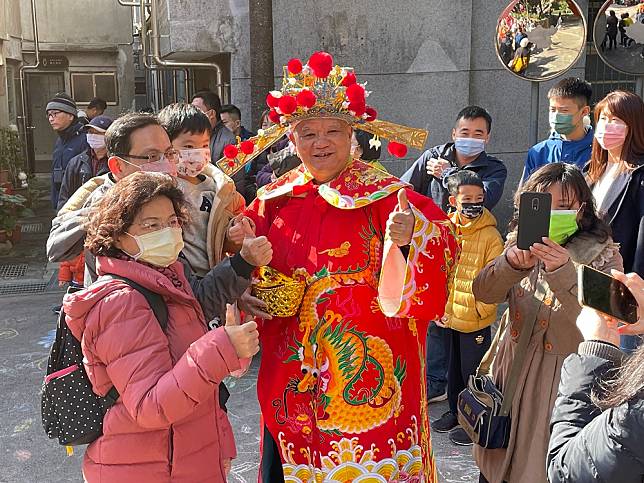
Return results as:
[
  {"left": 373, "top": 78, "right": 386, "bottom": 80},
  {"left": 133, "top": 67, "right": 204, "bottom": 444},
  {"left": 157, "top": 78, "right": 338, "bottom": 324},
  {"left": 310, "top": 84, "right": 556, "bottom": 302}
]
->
[
  {"left": 0, "top": 264, "right": 28, "bottom": 279},
  {"left": 21, "top": 223, "right": 45, "bottom": 233},
  {"left": 0, "top": 282, "right": 49, "bottom": 296}
]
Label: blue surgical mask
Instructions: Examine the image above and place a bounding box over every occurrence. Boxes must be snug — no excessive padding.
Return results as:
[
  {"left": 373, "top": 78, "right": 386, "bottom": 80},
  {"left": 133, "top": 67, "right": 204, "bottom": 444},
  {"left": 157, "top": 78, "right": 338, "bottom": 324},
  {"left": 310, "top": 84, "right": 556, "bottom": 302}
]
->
[{"left": 454, "top": 137, "right": 486, "bottom": 158}]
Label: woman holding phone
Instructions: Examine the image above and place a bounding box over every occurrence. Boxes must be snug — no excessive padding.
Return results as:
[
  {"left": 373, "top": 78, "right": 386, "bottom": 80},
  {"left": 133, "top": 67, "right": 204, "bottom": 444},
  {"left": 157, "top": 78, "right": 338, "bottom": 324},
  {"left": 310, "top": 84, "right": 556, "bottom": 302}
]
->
[
  {"left": 585, "top": 90, "right": 644, "bottom": 353},
  {"left": 548, "top": 271, "right": 644, "bottom": 482},
  {"left": 473, "top": 163, "right": 623, "bottom": 483}
]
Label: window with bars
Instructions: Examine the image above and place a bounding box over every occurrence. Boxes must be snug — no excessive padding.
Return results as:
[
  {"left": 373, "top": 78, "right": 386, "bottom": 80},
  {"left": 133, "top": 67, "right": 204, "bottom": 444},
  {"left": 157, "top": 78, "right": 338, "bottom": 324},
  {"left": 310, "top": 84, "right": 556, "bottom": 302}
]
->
[
  {"left": 584, "top": 0, "right": 636, "bottom": 104},
  {"left": 71, "top": 72, "right": 118, "bottom": 105}
]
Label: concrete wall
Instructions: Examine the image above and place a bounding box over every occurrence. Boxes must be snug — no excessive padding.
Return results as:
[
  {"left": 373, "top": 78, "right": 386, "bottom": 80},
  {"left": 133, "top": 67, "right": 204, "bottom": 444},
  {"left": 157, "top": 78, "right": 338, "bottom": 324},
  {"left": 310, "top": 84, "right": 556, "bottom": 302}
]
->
[
  {"left": 158, "top": 0, "right": 589, "bottom": 229},
  {"left": 270, "top": 0, "right": 589, "bottom": 230},
  {"left": 158, "top": 0, "right": 252, "bottom": 125}
]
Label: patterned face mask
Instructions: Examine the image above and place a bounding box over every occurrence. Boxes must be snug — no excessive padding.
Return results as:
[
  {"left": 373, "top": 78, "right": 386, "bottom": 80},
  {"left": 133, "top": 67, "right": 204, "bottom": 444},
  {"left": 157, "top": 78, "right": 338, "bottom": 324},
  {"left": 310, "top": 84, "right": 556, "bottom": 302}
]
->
[
  {"left": 177, "top": 148, "right": 210, "bottom": 177},
  {"left": 459, "top": 202, "right": 484, "bottom": 219}
]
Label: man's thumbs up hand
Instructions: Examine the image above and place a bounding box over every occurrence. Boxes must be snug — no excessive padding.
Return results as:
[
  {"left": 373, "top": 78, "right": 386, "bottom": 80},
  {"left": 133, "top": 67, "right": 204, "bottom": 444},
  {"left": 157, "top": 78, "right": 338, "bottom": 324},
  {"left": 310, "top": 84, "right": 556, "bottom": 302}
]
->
[{"left": 385, "top": 189, "right": 415, "bottom": 246}]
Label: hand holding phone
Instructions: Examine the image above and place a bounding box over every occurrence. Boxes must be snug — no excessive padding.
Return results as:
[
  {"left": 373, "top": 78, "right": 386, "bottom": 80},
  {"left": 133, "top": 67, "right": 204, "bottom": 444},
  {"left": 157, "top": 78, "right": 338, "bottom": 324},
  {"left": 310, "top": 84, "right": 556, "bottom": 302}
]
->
[
  {"left": 517, "top": 192, "right": 551, "bottom": 250},
  {"left": 578, "top": 265, "right": 639, "bottom": 325},
  {"left": 610, "top": 270, "right": 644, "bottom": 335}
]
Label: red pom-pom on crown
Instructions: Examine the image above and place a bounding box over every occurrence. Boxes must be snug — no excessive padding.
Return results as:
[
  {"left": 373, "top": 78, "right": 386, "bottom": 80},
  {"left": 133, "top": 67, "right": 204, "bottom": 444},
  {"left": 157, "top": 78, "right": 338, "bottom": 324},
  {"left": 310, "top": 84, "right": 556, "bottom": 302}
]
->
[
  {"left": 307, "top": 51, "right": 334, "bottom": 78},
  {"left": 296, "top": 90, "right": 317, "bottom": 109},
  {"left": 240, "top": 140, "right": 255, "bottom": 155},
  {"left": 266, "top": 92, "right": 280, "bottom": 108},
  {"left": 223, "top": 144, "right": 239, "bottom": 159},
  {"left": 287, "top": 58, "right": 303, "bottom": 75},
  {"left": 387, "top": 141, "right": 408, "bottom": 158},
  {"left": 341, "top": 71, "right": 357, "bottom": 87}
]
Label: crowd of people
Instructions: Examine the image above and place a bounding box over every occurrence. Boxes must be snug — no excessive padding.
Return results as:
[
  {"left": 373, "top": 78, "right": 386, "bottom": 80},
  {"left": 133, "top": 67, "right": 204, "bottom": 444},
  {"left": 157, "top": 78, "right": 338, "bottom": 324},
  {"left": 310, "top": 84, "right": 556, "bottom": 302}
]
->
[{"left": 41, "top": 50, "right": 643, "bottom": 483}]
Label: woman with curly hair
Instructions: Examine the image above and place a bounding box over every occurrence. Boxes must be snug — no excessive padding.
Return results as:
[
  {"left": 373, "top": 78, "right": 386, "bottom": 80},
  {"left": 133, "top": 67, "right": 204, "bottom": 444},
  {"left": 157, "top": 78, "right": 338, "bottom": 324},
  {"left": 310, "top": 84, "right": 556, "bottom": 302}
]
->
[{"left": 64, "top": 172, "right": 268, "bottom": 482}]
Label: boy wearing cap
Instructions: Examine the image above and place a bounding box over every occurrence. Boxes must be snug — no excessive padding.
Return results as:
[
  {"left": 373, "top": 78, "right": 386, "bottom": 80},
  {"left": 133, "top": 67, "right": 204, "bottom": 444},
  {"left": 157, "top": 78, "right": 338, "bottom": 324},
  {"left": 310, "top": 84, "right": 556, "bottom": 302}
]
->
[
  {"left": 57, "top": 115, "right": 113, "bottom": 211},
  {"left": 47, "top": 92, "right": 88, "bottom": 208}
]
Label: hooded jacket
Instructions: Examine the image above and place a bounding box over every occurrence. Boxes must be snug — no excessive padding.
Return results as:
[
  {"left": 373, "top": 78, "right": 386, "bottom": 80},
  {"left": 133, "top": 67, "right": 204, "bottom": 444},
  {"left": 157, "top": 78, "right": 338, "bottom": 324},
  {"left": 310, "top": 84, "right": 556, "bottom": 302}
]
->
[
  {"left": 64, "top": 256, "right": 241, "bottom": 482},
  {"left": 547, "top": 341, "right": 644, "bottom": 483},
  {"left": 444, "top": 208, "right": 504, "bottom": 333}
]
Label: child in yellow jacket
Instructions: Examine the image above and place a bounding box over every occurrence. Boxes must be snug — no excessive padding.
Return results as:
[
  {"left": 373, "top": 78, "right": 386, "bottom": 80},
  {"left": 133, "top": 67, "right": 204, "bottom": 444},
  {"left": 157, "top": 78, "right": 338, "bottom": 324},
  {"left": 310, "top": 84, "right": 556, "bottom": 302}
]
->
[{"left": 431, "top": 170, "right": 504, "bottom": 446}]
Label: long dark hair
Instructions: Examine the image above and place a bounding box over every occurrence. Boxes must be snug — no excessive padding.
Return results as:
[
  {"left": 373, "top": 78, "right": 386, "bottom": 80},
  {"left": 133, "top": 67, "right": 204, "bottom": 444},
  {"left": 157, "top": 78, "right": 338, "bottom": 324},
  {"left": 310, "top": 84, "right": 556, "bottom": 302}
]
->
[
  {"left": 508, "top": 163, "right": 611, "bottom": 243},
  {"left": 596, "top": 344, "right": 644, "bottom": 409},
  {"left": 587, "top": 90, "right": 644, "bottom": 183}
]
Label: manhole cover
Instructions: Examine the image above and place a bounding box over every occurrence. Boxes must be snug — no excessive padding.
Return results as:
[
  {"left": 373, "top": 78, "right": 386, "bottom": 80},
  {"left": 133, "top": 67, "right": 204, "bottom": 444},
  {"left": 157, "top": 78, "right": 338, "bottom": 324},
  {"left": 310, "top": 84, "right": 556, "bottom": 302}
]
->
[
  {"left": 0, "top": 282, "right": 48, "bottom": 296},
  {"left": 0, "top": 264, "right": 28, "bottom": 279},
  {"left": 21, "top": 223, "right": 45, "bottom": 233}
]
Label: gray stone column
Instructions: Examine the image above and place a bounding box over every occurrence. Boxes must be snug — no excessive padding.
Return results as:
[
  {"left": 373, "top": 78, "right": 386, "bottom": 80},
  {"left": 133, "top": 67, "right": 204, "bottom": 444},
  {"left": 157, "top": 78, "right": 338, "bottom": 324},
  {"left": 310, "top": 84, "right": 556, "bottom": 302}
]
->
[{"left": 249, "top": 0, "right": 274, "bottom": 131}]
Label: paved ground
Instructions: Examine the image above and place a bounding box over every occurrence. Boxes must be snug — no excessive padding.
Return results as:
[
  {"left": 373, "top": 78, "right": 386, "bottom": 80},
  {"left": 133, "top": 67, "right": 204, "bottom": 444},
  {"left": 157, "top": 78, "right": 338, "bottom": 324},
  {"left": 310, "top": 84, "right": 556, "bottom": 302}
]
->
[{"left": 0, "top": 179, "right": 478, "bottom": 482}]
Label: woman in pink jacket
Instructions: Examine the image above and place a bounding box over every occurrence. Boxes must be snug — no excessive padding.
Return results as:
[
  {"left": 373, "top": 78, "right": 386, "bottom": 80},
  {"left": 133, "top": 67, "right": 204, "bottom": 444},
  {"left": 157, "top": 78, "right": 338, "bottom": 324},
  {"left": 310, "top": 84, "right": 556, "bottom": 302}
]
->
[{"left": 65, "top": 172, "right": 271, "bottom": 482}]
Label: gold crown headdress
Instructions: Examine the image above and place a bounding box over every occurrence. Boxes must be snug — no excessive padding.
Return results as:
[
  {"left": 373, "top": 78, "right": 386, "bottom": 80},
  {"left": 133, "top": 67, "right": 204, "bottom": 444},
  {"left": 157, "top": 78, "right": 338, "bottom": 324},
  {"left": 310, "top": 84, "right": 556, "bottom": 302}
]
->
[{"left": 217, "top": 51, "right": 429, "bottom": 176}]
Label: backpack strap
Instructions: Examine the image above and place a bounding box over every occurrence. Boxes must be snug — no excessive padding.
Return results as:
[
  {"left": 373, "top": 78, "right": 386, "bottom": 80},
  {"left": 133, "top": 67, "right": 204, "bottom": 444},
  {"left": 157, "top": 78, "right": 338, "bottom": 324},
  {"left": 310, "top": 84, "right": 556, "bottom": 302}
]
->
[
  {"left": 100, "top": 274, "right": 168, "bottom": 332},
  {"left": 92, "top": 274, "right": 169, "bottom": 408}
]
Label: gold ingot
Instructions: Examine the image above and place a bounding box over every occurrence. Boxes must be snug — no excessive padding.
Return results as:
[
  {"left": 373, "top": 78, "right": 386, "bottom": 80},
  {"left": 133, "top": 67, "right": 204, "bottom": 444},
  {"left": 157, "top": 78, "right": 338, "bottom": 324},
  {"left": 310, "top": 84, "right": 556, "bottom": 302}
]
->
[{"left": 251, "top": 266, "right": 307, "bottom": 317}]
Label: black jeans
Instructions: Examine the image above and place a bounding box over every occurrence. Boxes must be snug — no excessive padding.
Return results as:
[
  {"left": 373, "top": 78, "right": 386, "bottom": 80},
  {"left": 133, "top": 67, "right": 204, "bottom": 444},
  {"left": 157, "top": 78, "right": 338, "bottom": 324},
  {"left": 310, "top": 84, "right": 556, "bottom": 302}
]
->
[{"left": 447, "top": 326, "right": 492, "bottom": 415}]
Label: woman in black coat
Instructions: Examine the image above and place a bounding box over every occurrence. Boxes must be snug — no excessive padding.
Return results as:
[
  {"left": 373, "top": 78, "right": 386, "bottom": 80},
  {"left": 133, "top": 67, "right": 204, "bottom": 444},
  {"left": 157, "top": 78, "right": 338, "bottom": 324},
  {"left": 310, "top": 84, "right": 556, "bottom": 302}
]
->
[
  {"left": 547, "top": 271, "right": 644, "bottom": 483},
  {"left": 586, "top": 90, "right": 644, "bottom": 352}
]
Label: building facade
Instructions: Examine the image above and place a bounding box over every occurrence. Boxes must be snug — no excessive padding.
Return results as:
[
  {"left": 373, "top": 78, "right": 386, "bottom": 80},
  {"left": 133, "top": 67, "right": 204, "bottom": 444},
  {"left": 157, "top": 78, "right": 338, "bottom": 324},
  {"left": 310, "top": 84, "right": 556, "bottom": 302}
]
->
[
  {"left": 1, "top": 0, "right": 135, "bottom": 173},
  {"left": 1, "top": 0, "right": 641, "bottom": 226}
]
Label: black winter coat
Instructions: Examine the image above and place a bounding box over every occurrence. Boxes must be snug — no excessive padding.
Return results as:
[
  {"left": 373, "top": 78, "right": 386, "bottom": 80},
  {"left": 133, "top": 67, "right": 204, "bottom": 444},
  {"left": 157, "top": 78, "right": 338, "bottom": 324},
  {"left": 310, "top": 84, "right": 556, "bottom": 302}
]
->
[
  {"left": 400, "top": 142, "right": 507, "bottom": 213},
  {"left": 606, "top": 165, "right": 644, "bottom": 277},
  {"left": 548, "top": 341, "right": 644, "bottom": 483}
]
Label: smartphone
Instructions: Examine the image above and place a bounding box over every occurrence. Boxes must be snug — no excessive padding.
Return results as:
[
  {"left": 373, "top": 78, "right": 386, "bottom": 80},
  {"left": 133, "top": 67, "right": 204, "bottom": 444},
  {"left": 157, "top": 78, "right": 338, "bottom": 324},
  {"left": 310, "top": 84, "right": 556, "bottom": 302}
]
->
[
  {"left": 517, "top": 192, "right": 552, "bottom": 250},
  {"left": 578, "top": 265, "right": 639, "bottom": 324}
]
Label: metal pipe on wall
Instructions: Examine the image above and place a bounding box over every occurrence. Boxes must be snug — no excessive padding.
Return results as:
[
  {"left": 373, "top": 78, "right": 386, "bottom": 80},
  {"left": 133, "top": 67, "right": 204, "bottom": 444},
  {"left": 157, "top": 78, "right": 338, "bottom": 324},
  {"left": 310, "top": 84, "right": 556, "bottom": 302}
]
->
[
  {"left": 18, "top": 0, "right": 41, "bottom": 173},
  {"left": 117, "top": 0, "right": 139, "bottom": 6},
  {"left": 144, "top": 0, "right": 226, "bottom": 103}
]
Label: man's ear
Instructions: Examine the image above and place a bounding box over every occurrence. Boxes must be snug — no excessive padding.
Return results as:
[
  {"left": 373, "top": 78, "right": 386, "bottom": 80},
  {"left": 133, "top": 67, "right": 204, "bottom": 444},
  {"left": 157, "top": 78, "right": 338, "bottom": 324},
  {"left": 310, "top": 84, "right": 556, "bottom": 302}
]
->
[
  {"left": 451, "top": 128, "right": 457, "bottom": 142},
  {"left": 449, "top": 195, "right": 457, "bottom": 207}
]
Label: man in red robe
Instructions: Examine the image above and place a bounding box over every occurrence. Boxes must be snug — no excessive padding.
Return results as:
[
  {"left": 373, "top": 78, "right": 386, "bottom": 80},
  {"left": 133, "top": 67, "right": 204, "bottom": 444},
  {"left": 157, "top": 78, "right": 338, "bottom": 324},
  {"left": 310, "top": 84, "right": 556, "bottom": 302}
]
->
[{"left": 224, "top": 52, "right": 458, "bottom": 482}]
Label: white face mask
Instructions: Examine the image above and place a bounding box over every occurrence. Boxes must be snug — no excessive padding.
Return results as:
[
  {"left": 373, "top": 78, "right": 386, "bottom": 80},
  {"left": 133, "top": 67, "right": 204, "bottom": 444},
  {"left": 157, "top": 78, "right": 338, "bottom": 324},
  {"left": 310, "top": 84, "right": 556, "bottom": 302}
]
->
[
  {"left": 125, "top": 227, "right": 184, "bottom": 267},
  {"left": 86, "top": 133, "right": 106, "bottom": 150},
  {"left": 177, "top": 148, "right": 210, "bottom": 177}
]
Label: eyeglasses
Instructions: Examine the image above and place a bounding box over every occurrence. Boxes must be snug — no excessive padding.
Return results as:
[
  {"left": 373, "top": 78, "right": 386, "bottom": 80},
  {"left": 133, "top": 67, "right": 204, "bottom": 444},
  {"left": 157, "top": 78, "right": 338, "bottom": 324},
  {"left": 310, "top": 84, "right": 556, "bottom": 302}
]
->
[
  {"left": 134, "top": 216, "right": 181, "bottom": 233},
  {"left": 47, "top": 111, "right": 63, "bottom": 120},
  {"left": 115, "top": 148, "right": 179, "bottom": 164}
]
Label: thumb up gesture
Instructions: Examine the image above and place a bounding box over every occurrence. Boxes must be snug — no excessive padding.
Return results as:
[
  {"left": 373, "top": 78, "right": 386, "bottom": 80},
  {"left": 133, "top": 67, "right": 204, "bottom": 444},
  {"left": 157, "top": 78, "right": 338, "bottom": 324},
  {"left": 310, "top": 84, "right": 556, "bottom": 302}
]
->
[
  {"left": 385, "top": 189, "right": 415, "bottom": 247},
  {"left": 227, "top": 215, "right": 256, "bottom": 245},
  {"left": 223, "top": 303, "right": 260, "bottom": 359}
]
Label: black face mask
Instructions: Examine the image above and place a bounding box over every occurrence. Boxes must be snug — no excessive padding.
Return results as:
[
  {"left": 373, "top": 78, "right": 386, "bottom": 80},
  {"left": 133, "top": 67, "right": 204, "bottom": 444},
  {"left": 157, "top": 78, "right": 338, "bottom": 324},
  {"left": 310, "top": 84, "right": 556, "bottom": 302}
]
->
[{"left": 460, "top": 202, "right": 484, "bottom": 219}]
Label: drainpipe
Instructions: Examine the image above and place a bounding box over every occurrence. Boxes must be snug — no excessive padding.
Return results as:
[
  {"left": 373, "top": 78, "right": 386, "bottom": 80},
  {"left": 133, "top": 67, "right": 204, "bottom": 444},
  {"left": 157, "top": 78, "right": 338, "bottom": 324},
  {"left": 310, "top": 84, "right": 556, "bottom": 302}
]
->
[
  {"left": 144, "top": 0, "right": 225, "bottom": 101},
  {"left": 117, "top": 0, "right": 139, "bottom": 6},
  {"left": 18, "top": 0, "right": 41, "bottom": 173}
]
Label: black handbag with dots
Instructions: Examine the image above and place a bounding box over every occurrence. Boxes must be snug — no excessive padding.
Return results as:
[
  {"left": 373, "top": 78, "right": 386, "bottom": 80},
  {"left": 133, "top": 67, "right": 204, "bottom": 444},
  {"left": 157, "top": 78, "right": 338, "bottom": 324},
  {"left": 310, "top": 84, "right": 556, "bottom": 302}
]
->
[{"left": 41, "top": 275, "right": 167, "bottom": 446}]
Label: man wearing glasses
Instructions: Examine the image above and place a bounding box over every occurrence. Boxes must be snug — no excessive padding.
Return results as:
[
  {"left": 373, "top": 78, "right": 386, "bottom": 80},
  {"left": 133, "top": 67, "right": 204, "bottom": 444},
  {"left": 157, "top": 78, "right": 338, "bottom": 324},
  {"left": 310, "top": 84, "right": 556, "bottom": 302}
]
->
[
  {"left": 48, "top": 112, "right": 179, "bottom": 285},
  {"left": 46, "top": 93, "right": 88, "bottom": 209}
]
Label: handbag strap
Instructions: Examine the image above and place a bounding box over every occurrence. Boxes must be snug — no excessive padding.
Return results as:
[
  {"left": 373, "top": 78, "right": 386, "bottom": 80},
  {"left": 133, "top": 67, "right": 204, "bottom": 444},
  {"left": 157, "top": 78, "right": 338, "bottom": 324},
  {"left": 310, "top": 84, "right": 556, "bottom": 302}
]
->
[{"left": 476, "top": 269, "right": 547, "bottom": 417}]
